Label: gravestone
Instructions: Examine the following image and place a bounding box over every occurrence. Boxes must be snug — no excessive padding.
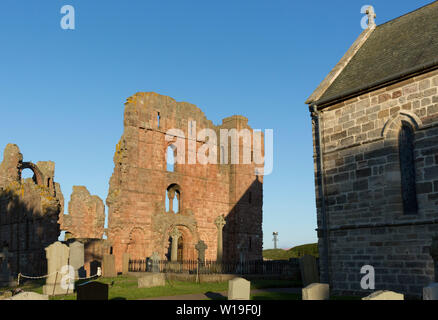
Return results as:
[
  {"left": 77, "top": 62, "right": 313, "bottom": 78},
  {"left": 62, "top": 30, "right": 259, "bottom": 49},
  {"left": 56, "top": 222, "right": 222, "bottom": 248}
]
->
[
  {"left": 122, "top": 253, "right": 130, "bottom": 275},
  {"left": 195, "top": 240, "right": 207, "bottom": 263},
  {"left": 6, "top": 291, "right": 48, "bottom": 300},
  {"left": 102, "top": 254, "right": 117, "bottom": 277},
  {"left": 138, "top": 273, "right": 165, "bottom": 288},
  {"left": 423, "top": 283, "right": 438, "bottom": 300},
  {"left": 151, "top": 252, "right": 160, "bottom": 273},
  {"left": 299, "top": 255, "right": 319, "bottom": 287},
  {"left": 69, "top": 241, "right": 85, "bottom": 279},
  {"left": 362, "top": 290, "right": 404, "bottom": 300},
  {"left": 228, "top": 277, "right": 250, "bottom": 300},
  {"left": 0, "top": 246, "right": 14, "bottom": 287},
  {"left": 302, "top": 283, "right": 330, "bottom": 300},
  {"left": 90, "top": 260, "right": 101, "bottom": 277},
  {"left": 76, "top": 281, "right": 108, "bottom": 300},
  {"left": 43, "top": 242, "right": 71, "bottom": 295}
]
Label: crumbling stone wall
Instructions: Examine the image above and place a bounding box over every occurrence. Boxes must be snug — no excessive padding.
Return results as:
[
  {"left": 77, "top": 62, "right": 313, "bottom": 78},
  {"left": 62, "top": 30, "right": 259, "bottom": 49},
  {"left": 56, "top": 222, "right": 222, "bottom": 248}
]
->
[
  {"left": 312, "top": 70, "right": 438, "bottom": 297},
  {"left": 0, "top": 144, "right": 63, "bottom": 275},
  {"left": 107, "top": 92, "right": 264, "bottom": 271},
  {"left": 59, "top": 186, "right": 105, "bottom": 239}
]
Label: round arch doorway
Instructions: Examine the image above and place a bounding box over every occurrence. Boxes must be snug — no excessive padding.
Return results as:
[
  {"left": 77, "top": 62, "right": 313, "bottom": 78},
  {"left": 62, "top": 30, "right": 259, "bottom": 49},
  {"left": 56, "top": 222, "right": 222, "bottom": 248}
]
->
[{"left": 166, "top": 235, "right": 185, "bottom": 262}]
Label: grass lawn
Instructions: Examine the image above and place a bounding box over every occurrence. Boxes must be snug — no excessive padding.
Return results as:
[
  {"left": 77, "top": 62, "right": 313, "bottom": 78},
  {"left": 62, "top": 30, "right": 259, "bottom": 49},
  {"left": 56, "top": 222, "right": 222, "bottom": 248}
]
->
[
  {"left": 11, "top": 276, "right": 300, "bottom": 300},
  {"left": 5, "top": 276, "right": 359, "bottom": 300}
]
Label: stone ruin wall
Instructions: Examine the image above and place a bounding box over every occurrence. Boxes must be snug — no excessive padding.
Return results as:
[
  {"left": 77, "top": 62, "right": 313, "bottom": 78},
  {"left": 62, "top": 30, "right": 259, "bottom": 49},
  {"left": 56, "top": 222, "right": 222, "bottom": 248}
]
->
[
  {"left": 314, "top": 69, "right": 438, "bottom": 297},
  {"left": 0, "top": 144, "right": 63, "bottom": 275},
  {"left": 59, "top": 186, "right": 105, "bottom": 240},
  {"left": 107, "top": 92, "right": 264, "bottom": 271}
]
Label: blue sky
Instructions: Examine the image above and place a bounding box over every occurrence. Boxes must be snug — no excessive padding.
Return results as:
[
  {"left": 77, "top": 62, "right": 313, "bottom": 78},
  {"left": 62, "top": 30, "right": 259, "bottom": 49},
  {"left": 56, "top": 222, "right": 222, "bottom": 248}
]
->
[{"left": 0, "top": 0, "right": 433, "bottom": 249}]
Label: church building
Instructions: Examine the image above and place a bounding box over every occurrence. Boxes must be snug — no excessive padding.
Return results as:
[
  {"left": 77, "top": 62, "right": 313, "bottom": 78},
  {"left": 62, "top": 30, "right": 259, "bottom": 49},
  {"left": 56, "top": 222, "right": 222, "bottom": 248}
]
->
[{"left": 306, "top": 2, "right": 438, "bottom": 297}]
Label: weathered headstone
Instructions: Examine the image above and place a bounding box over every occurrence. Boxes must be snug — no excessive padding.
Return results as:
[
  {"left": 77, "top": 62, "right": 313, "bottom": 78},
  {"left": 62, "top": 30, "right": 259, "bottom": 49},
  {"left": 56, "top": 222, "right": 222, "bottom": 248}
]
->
[
  {"left": 76, "top": 281, "right": 108, "bottom": 300},
  {"left": 6, "top": 291, "right": 49, "bottom": 300},
  {"left": 69, "top": 241, "right": 85, "bottom": 279},
  {"left": 0, "top": 246, "right": 14, "bottom": 287},
  {"left": 195, "top": 240, "right": 207, "bottom": 263},
  {"left": 228, "top": 277, "right": 250, "bottom": 300},
  {"left": 138, "top": 273, "right": 166, "bottom": 288},
  {"left": 362, "top": 290, "right": 404, "bottom": 300},
  {"left": 299, "top": 255, "right": 319, "bottom": 287},
  {"left": 151, "top": 252, "right": 160, "bottom": 273},
  {"left": 43, "top": 242, "right": 71, "bottom": 295},
  {"left": 423, "top": 283, "right": 438, "bottom": 300},
  {"left": 102, "top": 254, "right": 117, "bottom": 277},
  {"left": 302, "top": 283, "right": 330, "bottom": 300},
  {"left": 122, "top": 252, "right": 130, "bottom": 275},
  {"left": 90, "top": 260, "right": 101, "bottom": 277}
]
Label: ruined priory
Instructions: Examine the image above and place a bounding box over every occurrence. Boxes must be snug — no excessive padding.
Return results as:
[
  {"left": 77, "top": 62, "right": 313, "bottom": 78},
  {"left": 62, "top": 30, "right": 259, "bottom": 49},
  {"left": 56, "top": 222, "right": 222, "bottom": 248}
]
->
[{"left": 0, "top": 92, "right": 264, "bottom": 275}]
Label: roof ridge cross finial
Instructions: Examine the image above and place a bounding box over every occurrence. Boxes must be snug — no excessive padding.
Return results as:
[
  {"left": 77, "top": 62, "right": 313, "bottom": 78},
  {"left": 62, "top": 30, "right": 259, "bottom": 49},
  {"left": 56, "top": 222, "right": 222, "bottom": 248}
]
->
[{"left": 366, "top": 5, "right": 376, "bottom": 28}]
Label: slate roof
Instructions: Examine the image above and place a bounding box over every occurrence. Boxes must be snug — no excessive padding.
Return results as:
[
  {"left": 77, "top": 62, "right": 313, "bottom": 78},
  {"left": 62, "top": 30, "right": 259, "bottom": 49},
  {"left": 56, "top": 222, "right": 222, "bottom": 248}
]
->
[{"left": 316, "top": 1, "right": 438, "bottom": 106}]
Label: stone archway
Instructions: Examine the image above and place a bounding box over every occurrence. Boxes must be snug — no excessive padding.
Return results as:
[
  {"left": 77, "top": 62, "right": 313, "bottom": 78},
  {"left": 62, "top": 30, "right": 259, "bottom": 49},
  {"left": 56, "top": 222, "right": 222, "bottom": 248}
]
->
[
  {"left": 164, "top": 225, "right": 197, "bottom": 261},
  {"left": 18, "top": 162, "right": 44, "bottom": 186}
]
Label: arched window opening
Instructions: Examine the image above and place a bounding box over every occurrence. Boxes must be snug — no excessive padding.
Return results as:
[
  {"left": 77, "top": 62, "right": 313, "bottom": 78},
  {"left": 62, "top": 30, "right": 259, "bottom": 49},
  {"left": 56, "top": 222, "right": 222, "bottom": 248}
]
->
[
  {"left": 399, "top": 123, "right": 418, "bottom": 215},
  {"left": 166, "top": 184, "right": 181, "bottom": 213},
  {"left": 157, "top": 112, "right": 161, "bottom": 128},
  {"left": 21, "top": 168, "right": 36, "bottom": 184},
  {"left": 47, "top": 178, "right": 51, "bottom": 188},
  {"left": 166, "top": 145, "right": 176, "bottom": 172}
]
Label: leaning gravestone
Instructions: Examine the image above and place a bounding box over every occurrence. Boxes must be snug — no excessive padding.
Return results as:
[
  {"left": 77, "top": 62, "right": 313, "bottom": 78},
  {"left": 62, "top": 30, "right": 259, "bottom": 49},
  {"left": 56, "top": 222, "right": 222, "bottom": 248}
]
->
[
  {"left": 228, "top": 277, "right": 251, "bottom": 300},
  {"left": 69, "top": 241, "right": 85, "bottom": 279},
  {"left": 302, "top": 283, "right": 330, "bottom": 300},
  {"left": 102, "top": 254, "right": 117, "bottom": 277},
  {"left": 76, "top": 281, "right": 108, "bottom": 300},
  {"left": 299, "top": 255, "right": 319, "bottom": 287},
  {"left": 423, "top": 283, "right": 438, "bottom": 300},
  {"left": 362, "top": 290, "right": 404, "bottom": 300},
  {"left": 43, "top": 242, "right": 71, "bottom": 295}
]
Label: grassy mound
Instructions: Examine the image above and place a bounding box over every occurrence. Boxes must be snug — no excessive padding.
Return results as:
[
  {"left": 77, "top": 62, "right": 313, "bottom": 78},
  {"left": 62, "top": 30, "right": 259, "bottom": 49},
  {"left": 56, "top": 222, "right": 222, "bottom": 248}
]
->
[{"left": 263, "top": 243, "right": 318, "bottom": 260}]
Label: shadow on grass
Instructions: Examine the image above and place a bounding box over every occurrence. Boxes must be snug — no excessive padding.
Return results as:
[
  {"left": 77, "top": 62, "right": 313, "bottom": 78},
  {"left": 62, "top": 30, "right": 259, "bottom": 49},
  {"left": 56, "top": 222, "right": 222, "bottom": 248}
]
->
[{"left": 204, "top": 291, "right": 227, "bottom": 300}]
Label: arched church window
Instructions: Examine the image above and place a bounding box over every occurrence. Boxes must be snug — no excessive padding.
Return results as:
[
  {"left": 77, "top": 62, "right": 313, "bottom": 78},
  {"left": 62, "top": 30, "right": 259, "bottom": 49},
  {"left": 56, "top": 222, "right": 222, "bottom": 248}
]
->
[
  {"left": 166, "top": 184, "right": 181, "bottom": 213},
  {"left": 398, "top": 123, "right": 418, "bottom": 215}
]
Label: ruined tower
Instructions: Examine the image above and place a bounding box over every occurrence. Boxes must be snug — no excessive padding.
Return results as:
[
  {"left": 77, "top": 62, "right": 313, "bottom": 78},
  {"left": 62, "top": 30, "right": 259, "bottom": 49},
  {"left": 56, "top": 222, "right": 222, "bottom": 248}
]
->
[
  {"left": 0, "top": 144, "right": 64, "bottom": 275},
  {"left": 106, "top": 92, "right": 264, "bottom": 271}
]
